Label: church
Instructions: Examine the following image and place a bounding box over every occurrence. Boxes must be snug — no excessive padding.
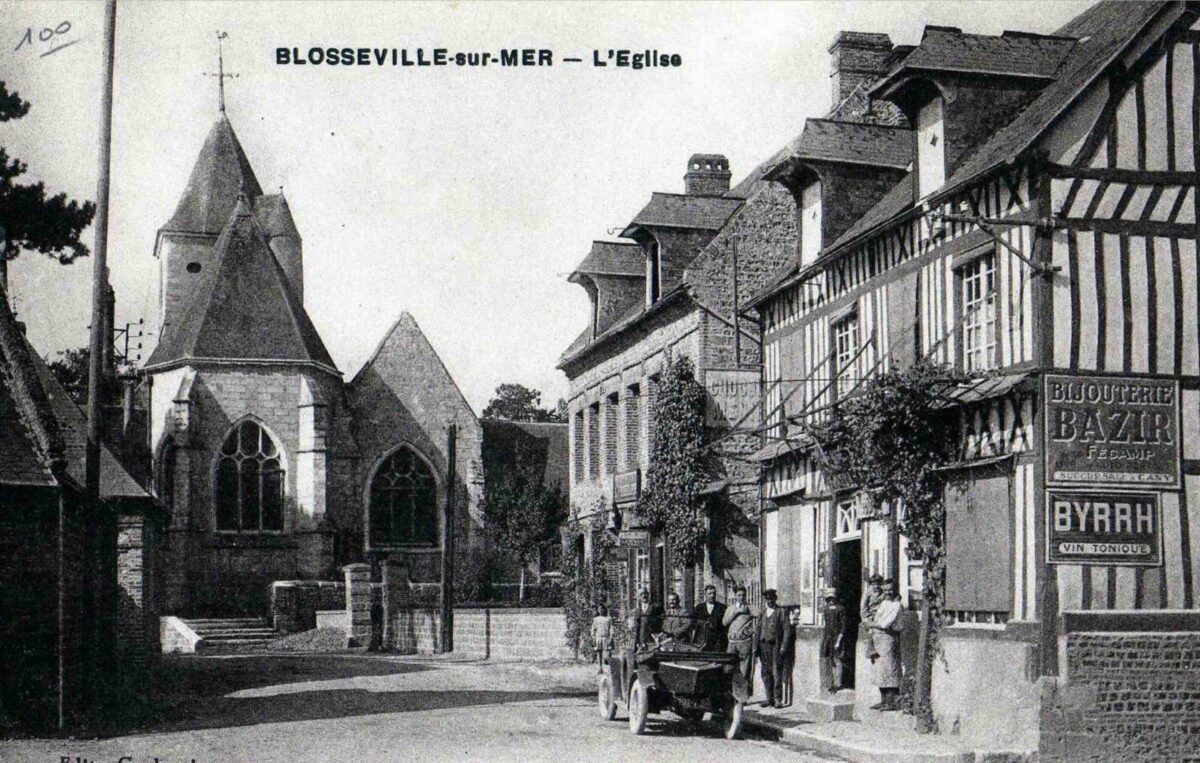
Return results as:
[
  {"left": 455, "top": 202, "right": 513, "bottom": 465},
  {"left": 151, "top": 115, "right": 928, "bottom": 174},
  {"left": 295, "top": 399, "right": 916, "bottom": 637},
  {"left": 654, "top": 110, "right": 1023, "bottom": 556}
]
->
[{"left": 142, "top": 107, "right": 491, "bottom": 616}]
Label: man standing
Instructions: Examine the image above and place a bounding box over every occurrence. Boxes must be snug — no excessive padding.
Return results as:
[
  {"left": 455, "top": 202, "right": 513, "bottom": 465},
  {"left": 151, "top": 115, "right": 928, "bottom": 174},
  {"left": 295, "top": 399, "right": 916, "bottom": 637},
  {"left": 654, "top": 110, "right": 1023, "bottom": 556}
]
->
[
  {"left": 821, "top": 590, "right": 847, "bottom": 693},
  {"left": 630, "top": 589, "right": 663, "bottom": 649},
  {"left": 662, "top": 592, "right": 691, "bottom": 642},
  {"left": 723, "top": 586, "right": 756, "bottom": 693},
  {"left": 691, "top": 584, "right": 727, "bottom": 651},
  {"left": 757, "top": 589, "right": 786, "bottom": 707}
]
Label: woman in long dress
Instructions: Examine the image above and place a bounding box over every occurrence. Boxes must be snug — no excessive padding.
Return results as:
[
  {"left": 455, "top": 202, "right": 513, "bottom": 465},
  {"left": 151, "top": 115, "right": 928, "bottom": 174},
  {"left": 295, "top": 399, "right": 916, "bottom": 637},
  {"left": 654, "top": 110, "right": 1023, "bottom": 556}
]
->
[{"left": 869, "top": 581, "right": 903, "bottom": 710}]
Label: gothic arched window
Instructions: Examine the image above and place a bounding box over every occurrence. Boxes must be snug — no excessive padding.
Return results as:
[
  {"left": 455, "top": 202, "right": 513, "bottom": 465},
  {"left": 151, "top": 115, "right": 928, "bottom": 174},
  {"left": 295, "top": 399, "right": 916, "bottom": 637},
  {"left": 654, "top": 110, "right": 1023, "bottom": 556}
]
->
[
  {"left": 369, "top": 447, "right": 438, "bottom": 548},
  {"left": 216, "top": 420, "right": 284, "bottom": 532}
]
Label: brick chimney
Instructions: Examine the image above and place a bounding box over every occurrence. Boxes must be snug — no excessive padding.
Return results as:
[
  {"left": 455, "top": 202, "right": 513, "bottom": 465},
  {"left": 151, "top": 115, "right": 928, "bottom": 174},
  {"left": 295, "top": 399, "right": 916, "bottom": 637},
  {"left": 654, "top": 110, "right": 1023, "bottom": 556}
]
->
[
  {"left": 684, "top": 154, "right": 731, "bottom": 196},
  {"left": 829, "top": 32, "right": 894, "bottom": 109}
]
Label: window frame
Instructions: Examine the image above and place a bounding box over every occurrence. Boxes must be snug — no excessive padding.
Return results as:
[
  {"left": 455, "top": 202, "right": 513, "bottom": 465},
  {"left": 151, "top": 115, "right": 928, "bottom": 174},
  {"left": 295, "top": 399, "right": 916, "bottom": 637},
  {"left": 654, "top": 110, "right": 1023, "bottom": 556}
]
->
[
  {"left": 213, "top": 419, "right": 286, "bottom": 535},
  {"left": 957, "top": 249, "right": 999, "bottom": 374},
  {"left": 365, "top": 444, "right": 442, "bottom": 551},
  {"left": 831, "top": 311, "right": 860, "bottom": 400}
]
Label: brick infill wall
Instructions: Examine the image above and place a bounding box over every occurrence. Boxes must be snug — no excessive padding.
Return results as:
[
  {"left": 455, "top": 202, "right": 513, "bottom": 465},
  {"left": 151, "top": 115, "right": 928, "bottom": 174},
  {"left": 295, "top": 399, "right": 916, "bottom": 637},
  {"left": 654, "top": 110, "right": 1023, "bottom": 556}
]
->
[{"left": 1041, "top": 614, "right": 1200, "bottom": 763}]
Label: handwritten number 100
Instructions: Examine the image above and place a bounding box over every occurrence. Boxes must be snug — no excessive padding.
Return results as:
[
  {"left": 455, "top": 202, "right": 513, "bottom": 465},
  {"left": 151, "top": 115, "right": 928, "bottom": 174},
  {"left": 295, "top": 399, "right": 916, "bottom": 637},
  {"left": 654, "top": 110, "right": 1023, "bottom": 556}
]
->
[{"left": 15, "top": 21, "right": 72, "bottom": 51}]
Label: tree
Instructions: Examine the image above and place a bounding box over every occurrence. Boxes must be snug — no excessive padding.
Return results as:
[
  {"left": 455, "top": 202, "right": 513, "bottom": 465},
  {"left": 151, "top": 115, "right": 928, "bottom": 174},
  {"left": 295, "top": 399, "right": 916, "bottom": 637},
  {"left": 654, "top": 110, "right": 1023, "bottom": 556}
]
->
[
  {"left": 480, "top": 434, "right": 568, "bottom": 601},
  {"left": 0, "top": 82, "right": 96, "bottom": 289},
  {"left": 47, "top": 346, "right": 90, "bottom": 405},
  {"left": 482, "top": 383, "right": 565, "bottom": 423}
]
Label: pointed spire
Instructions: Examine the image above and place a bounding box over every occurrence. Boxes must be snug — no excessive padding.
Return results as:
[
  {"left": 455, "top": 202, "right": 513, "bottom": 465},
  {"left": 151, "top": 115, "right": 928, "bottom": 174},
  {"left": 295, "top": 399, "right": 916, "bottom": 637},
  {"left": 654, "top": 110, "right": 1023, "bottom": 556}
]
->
[
  {"left": 165, "top": 117, "right": 262, "bottom": 234},
  {"left": 204, "top": 31, "right": 238, "bottom": 116}
]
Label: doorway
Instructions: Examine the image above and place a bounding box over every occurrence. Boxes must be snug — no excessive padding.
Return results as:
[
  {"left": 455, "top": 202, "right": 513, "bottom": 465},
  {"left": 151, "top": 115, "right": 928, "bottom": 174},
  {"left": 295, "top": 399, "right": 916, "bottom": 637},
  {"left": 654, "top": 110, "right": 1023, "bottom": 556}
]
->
[{"left": 832, "top": 538, "right": 862, "bottom": 689}]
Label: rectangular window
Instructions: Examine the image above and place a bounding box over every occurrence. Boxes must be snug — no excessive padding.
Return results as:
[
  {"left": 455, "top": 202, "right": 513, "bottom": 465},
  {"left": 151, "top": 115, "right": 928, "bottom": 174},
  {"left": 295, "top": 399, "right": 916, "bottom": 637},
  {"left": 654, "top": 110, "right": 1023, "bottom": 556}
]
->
[
  {"left": 587, "top": 402, "right": 601, "bottom": 480},
  {"left": 833, "top": 313, "right": 859, "bottom": 399},
  {"left": 573, "top": 409, "right": 584, "bottom": 483},
  {"left": 624, "top": 384, "right": 641, "bottom": 471},
  {"left": 800, "top": 180, "right": 822, "bottom": 268},
  {"left": 604, "top": 393, "right": 619, "bottom": 476},
  {"left": 646, "top": 242, "right": 661, "bottom": 305},
  {"left": 960, "top": 254, "right": 997, "bottom": 373}
]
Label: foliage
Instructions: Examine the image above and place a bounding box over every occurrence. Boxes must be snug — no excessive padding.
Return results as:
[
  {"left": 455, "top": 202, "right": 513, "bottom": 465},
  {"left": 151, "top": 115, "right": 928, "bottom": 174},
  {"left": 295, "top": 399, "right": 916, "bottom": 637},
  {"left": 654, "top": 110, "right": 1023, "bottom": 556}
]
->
[
  {"left": 0, "top": 83, "right": 96, "bottom": 269},
  {"left": 562, "top": 501, "right": 628, "bottom": 654},
  {"left": 482, "top": 383, "right": 565, "bottom": 423},
  {"left": 454, "top": 544, "right": 507, "bottom": 604},
  {"left": 46, "top": 346, "right": 89, "bottom": 405},
  {"left": 638, "top": 355, "right": 709, "bottom": 570},
  {"left": 806, "top": 359, "right": 966, "bottom": 733}
]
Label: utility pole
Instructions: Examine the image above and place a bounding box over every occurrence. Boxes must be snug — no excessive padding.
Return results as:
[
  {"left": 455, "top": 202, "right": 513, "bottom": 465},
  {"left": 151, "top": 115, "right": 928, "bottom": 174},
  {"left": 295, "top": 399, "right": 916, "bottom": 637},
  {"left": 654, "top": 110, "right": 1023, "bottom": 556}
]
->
[
  {"left": 85, "top": 0, "right": 117, "bottom": 504},
  {"left": 441, "top": 422, "right": 457, "bottom": 653}
]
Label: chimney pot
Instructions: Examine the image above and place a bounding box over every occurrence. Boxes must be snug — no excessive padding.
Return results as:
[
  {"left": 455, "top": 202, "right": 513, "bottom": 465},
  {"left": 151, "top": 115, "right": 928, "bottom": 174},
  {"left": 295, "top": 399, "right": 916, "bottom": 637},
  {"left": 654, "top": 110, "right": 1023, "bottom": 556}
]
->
[{"left": 684, "top": 153, "right": 731, "bottom": 196}]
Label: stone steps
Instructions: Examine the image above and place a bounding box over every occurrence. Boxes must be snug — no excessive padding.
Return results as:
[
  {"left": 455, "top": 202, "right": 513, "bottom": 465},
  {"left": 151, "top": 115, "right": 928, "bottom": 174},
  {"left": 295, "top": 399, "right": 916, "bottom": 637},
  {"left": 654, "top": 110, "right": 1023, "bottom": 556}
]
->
[{"left": 180, "top": 617, "right": 276, "bottom": 654}]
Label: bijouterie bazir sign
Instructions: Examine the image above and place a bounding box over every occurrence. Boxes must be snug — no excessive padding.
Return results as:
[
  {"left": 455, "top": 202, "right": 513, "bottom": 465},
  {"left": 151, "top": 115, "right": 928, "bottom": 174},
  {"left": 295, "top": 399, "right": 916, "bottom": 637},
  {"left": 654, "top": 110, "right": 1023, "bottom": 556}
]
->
[{"left": 1044, "top": 374, "right": 1181, "bottom": 488}]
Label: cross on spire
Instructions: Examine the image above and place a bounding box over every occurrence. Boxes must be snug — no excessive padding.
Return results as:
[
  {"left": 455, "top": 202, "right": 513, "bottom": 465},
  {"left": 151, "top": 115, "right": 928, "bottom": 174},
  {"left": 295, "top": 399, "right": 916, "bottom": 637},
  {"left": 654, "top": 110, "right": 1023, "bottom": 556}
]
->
[{"left": 203, "top": 31, "right": 238, "bottom": 114}]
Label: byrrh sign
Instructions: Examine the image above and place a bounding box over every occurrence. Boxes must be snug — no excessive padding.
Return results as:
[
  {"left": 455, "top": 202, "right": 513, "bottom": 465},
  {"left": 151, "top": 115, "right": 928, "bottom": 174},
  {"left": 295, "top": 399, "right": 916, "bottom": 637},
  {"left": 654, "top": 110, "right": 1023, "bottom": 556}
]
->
[
  {"left": 1044, "top": 374, "right": 1180, "bottom": 488},
  {"left": 1046, "top": 490, "right": 1162, "bottom": 566}
]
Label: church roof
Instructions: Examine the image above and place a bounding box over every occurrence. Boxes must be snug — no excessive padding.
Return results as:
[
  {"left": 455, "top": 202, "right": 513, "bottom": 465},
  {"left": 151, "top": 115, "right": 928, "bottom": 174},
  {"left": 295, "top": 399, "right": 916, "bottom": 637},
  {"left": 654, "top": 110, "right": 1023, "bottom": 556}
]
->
[
  {"left": 146, "top": 198, "right": 337, "bottom": 373},
  {"left": 0, "top": 289, "right": 62, "bottom": 487},
  {"left": 165, "top": 116, "right": 264, "bottom": 234},
  {"left": 254, "top": 193, "right": 301, "bottom": 240}
]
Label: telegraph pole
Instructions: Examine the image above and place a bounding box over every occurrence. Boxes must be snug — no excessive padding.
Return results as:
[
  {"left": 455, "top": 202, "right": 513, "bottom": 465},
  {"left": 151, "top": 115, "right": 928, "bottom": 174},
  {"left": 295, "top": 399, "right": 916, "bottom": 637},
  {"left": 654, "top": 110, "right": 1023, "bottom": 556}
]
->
[
  {"left": 85, "top": 0, "right": 117, "bottom": 504},
  {"left": 441, "top": 422, "right": 457, "bottom": 653}
]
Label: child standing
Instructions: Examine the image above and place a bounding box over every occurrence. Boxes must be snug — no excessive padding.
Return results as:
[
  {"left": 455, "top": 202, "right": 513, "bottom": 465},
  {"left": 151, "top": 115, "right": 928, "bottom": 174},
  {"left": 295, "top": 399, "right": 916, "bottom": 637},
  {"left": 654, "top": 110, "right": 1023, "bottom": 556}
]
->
[{"left": 591, "top": 603, "right": 613, "bottom": 673}]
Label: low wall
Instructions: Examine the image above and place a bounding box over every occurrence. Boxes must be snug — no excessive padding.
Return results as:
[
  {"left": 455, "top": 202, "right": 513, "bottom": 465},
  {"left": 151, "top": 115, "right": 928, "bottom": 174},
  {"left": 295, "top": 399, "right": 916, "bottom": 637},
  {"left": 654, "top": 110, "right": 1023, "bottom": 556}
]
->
[
  {"left": 931, "top": 624, "right": 1041, "bottom": 748},
  {"left": 386, "top": 607, "right": 574, "bottom": 660},
  {"left": 1040, "top": 611, "right": 1200, "bottom": 762},
  {"left": 270, "top": 580, "right": 346, "bottom": 634}
]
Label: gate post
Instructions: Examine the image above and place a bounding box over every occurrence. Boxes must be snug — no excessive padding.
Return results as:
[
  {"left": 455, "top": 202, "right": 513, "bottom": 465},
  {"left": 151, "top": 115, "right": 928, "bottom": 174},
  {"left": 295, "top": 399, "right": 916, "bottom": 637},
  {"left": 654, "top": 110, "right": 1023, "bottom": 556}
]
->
[{"left": 343, "top": 563, "right": 372, "bottom": 648}]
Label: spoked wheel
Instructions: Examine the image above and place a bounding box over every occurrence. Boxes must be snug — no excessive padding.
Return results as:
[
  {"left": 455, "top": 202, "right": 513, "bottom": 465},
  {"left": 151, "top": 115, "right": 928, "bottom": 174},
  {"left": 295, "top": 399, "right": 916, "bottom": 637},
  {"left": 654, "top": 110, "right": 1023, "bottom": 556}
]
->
[
  {"left": 723, "top": 700, "right": 744, "bottom": 739},
  {"left": 627, "top": 678, "right": 648, "bottom": 735},
  {"left": 597, "top": 674, "right": 617, "bottom": 720}
]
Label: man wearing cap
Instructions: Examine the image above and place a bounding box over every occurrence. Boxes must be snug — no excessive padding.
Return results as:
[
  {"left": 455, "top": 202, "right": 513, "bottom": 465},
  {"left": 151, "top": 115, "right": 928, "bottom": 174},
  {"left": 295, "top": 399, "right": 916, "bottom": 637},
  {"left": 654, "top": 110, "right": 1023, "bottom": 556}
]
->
[
  {"left": 723, "top": 586, "right": 757, "bottom": 692},
  {"left": 756, "top": 589, "right": 787, "bottom": 707},
  {"left": 860, "top": 574, "right": 884, "bottom": 662},
  {"left": 821, "top": 589, "right": 847, "bottom": 692}
]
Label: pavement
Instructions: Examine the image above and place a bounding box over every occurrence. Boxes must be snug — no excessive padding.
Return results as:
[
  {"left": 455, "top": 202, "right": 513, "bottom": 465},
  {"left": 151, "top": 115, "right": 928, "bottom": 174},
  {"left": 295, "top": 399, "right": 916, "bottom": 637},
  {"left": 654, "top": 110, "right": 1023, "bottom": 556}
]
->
[{"left": 0, "top": 653, "right": 838, "bottom": 763}]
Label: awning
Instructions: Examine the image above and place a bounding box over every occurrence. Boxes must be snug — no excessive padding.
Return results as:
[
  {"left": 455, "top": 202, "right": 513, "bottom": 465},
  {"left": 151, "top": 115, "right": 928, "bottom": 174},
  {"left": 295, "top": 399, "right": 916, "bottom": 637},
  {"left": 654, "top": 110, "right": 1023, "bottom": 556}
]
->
[
  {"left": 747, "top": 434, "right": 814, "bottom": 463},
  {"left": 936, "top": 372, "right": 1032, "bottom": 408}
]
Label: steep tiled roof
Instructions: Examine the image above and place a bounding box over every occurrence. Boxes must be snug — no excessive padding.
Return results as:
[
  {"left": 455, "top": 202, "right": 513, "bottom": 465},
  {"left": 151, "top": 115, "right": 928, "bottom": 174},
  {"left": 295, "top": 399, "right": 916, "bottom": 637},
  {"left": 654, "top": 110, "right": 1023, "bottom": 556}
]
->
[
  {"left": 0, "top": 289, "right": 61, "bottom": 486},
  {"left": 778, "top": 119, "right": 912, "bottom": 171},
  {"left": 571, "top": 241, "right": 643, "bottom": 278},
  {"left": 26, "top": 349, "right": 148, "bottom": 499},
  {"left": 254, "top": 193, "right": 301, "bottom": 240},
  {"left": 165, "top": 116, "right": 263, "bottom": 234},
  {"left": 936, "top": 0, "right": 1169, "bottom": 201},
  {"left": 146, "top": 198, "right": 337, "bottom": 372},
  {"left": 622, "top": 193, "right": 742, "bottom": 235},
  {"left": 884, "top": 26, "right": 1077, "bottom": 83}
]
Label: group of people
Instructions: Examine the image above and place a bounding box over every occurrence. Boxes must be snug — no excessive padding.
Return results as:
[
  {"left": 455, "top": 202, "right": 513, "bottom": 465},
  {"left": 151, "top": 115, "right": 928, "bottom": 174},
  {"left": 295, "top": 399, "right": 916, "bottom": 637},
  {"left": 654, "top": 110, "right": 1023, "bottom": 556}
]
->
[{"left": 590, "top": 575, "right": 906, "bottom": 711}]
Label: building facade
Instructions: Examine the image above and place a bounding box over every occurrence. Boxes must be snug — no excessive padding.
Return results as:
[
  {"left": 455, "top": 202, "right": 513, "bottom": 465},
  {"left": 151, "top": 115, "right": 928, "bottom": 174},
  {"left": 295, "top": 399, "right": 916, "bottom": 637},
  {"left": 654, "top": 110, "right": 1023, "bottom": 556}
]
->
[
  {"left": 143, "top": 113, "right": 485, "bottom": 616},
  {"left": 749, "top": 2, "right": 1200, "bottom": 756},
  {"left": 559, "top": 154, "right": 799, "bottom": 613}
]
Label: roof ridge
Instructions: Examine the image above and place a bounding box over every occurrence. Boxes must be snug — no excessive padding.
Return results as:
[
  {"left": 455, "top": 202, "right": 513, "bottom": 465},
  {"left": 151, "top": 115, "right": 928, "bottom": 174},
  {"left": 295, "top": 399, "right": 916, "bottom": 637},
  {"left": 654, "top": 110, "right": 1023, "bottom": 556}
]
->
[{"left": 0, "top": 286, "right": 65, "bottom": 476}]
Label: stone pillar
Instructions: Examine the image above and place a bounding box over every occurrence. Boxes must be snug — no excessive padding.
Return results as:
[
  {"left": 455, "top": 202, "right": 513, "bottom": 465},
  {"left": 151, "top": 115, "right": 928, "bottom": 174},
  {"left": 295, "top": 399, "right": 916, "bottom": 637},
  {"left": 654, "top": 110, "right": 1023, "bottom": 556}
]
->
[
  {"left": 343, "top": 563, "right": 372, "bottom": 648},
  {"left": 297, "top": 378, "right": 334, "bottom": 579},
  {"left": 381, "top": 559, "right": 412, "bottom": 652}
]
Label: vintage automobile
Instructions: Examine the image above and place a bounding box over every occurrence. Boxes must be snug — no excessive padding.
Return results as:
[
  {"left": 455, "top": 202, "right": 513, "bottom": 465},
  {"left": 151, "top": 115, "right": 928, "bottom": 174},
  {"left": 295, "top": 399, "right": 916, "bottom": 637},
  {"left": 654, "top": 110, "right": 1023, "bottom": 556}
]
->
[{"left": 596, "top": 627, "right": 749, "bottom": 739}]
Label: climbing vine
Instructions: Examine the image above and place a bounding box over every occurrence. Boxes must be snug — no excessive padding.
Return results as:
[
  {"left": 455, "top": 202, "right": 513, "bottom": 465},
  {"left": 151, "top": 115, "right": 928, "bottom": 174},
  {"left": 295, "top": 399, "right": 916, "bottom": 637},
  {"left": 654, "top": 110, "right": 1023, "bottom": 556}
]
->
[
  {"left": 638, "top": 355, "right": 709, "bottom": 570},
  {"left": 562, "top": 497, "right": 627, "bottom": 654},
  {"left": 807, "top": 359, "right": 967, "bottom": 732}
]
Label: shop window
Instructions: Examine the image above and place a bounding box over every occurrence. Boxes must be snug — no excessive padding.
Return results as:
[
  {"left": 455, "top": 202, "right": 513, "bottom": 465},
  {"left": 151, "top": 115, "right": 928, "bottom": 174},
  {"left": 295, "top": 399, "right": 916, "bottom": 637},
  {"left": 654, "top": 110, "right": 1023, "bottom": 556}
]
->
[
  {"left": 368, "top": 446, "right": 438, "bottom": 548},
  {"left": 216, "top": 420, "right": 284, "bottom": 532}
]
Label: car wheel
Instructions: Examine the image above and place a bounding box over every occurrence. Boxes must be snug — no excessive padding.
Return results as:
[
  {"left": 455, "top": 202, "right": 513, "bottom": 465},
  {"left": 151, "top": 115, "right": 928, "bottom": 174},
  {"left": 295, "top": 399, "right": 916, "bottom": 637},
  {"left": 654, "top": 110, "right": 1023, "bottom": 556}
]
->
[
  {"left": 628, "top": 678, "right": 648, "bottom": 735},
  {"left": 724, "top": 700, "right": 744, "bottom": 740},
  {"left": 597, "top": 674, "right": 617, "bottom": 720}
]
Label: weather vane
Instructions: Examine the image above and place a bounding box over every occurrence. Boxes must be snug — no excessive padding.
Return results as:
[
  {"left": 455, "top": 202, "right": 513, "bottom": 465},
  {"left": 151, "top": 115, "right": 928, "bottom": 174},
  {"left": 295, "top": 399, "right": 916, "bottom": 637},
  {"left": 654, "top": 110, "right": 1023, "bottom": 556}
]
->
[{"left": 203, "top": 31, "right": 239, "bottom": 114}]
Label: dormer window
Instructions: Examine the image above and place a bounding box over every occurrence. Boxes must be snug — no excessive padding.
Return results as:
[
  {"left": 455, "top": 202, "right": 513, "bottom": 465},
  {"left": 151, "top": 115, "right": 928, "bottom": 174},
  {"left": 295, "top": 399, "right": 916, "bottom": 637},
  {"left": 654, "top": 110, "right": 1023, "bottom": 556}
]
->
[
  {"left": 916, "top": 96, "right": 945, "bottom": 198},
  {"left": 800, "top": 180, "right": 823, "bottom": 268},
  {"left": 646, "top": 241, "right": 661, "bottom": 306}
]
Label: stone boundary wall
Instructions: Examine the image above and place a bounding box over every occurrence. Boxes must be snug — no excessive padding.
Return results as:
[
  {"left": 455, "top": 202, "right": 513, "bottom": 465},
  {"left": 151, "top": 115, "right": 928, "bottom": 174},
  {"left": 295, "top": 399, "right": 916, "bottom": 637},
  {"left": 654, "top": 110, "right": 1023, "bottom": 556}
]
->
[
  {"left": 386, "top": 607, "right": 574, "bottom": 661},
  {"left": 1040, "top": 612, "right": 1200, "bottom": 762}
]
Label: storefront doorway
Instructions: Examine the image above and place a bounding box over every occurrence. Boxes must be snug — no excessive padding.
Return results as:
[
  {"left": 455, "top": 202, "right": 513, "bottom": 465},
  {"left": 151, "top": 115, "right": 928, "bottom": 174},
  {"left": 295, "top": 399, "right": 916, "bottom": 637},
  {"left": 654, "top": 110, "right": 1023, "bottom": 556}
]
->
[{"left": 832, "top": 537, "right": 862, "bottom": 689}]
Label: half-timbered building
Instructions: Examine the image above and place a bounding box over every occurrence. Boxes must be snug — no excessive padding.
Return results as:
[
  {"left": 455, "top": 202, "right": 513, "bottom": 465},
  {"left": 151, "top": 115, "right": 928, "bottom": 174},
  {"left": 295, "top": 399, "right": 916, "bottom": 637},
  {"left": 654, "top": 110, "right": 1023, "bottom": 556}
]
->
[{"left": 747, "top": 2, "right": 1200, "bottom": 756}]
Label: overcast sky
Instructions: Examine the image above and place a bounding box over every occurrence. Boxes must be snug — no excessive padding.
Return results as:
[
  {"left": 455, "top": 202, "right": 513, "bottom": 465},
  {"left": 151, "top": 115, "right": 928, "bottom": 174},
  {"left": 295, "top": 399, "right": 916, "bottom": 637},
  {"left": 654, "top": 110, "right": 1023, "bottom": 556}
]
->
[{"left": 2, "top": 0, "right": 1092, "bottom": 412}]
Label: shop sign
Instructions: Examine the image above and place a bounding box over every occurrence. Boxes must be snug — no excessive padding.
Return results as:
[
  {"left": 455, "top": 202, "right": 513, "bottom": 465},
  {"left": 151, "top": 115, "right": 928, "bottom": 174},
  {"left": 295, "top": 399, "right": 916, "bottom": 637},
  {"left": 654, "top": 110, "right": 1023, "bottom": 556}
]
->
[
  {"left": 704, "top": 368, "right": 760, "bottom": 428},
  {"left": 617, "top": 529, "right": 650, "bottom": 549},
  {"left": 612, "top": 469, "right": 641, "bottom": 506},
  {"left": 1046, "top": 490, "right": 1162, "bottom": 566},
  {"left": 1044, "top": 374, "right": 1180, "bottom": 488}
]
